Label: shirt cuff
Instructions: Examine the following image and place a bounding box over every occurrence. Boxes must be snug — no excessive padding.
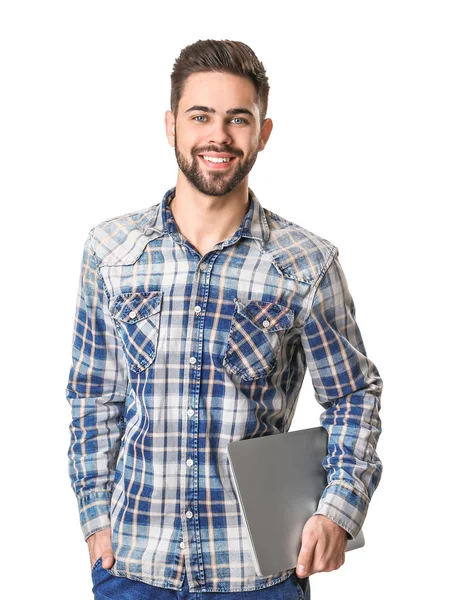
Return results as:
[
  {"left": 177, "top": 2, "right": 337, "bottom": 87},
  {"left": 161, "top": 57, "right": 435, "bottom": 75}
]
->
[
  {"left": 312, "top": 481, "right": 369, "bottom": 540},
  {"left": 77, "top": 491, "right": 112, "bottom": 542}
]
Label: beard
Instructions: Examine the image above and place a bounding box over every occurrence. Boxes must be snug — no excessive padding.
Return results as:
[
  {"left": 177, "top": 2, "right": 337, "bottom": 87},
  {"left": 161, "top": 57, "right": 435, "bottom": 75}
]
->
[{"left": 174, "top": 131, "right": 259, "bottom": 197}]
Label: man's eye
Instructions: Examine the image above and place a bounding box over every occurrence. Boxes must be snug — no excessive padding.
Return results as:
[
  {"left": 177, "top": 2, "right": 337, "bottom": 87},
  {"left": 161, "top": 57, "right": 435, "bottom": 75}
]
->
[
  {"left": 232, "top": 117, "right": 247, "bottom": 125},
  {"left": 193, "top": 115, "right": 207, "bottom": 122}
]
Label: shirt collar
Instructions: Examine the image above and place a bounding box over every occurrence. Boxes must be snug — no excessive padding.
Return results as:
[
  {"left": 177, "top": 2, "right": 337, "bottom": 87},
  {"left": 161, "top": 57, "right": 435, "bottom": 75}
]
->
[{"left": 142, "top": 186, "right": 270, "bottom": 248}]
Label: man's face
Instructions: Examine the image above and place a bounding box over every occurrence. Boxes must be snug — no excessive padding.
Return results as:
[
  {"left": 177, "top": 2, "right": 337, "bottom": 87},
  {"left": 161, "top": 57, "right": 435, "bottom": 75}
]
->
[{"left": 166, "top": 72, "right": 272, "bottom": 197}]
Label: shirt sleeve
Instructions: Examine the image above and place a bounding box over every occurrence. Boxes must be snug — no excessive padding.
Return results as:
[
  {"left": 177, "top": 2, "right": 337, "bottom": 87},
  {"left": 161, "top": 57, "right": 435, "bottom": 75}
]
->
[
  {"left": 65, "top": 230, "right": 129, "bottom": 542},
  {"left": 300, "top": 249, "right": 383, "bottom": 540}
]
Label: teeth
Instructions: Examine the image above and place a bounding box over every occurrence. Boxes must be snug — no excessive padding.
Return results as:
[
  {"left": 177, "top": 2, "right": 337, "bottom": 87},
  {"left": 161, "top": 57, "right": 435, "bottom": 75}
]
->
[{"left": 203, "top": 156, "right": 232, "bottom": 163}]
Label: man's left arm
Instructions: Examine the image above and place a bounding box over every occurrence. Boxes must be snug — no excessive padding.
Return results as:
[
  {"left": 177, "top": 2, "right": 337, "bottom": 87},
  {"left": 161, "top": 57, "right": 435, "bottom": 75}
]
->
[{"left": 297, "top": 248, "right": 383, "bottom": 577}]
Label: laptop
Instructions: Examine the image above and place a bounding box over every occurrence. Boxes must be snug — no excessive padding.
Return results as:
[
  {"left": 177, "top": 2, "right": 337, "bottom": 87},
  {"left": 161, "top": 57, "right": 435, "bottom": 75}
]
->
[{"left": 227, "top": 425, "right": 366, "bottom": 576}]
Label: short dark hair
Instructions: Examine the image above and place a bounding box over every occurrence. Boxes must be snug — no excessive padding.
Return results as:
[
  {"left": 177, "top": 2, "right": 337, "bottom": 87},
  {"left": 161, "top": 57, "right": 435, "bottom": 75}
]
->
[{"left": 170, "top": 39, "right": 270, "bottom": 127}]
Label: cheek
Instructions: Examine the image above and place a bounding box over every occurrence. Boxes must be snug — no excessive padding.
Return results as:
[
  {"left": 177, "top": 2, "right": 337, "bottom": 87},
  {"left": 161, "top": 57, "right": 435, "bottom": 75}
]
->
[
  {"left": 176, "top": 125, "right": 198, "bottom": 149},
  {"left": 240, "top": 135, "right": 260, "bottom": 156},
  {"left": 241, "top": 145, "right": 257, "bottom": 160}
]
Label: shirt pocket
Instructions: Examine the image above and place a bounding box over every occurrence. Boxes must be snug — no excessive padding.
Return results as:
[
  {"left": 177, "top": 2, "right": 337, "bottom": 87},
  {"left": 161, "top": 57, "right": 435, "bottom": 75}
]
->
[
  {"left": 109, "top": 290, "right": 163, "bottom": 373},
  {"left": 222, "top": 297, "right": 295, "bottom": 380}
]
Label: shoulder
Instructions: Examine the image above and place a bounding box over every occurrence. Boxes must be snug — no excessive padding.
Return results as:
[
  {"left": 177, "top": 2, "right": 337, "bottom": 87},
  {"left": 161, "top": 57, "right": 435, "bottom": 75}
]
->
[
  {"left": 86, "top": 202, "right": 159, "bottom": 267},
  {"left": 262, "top": 206, "right": 339, "bottom": 284}
]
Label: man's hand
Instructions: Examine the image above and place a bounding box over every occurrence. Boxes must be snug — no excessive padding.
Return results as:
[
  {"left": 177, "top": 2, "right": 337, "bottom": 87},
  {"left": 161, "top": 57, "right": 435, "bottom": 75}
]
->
[
  {"left": 296, "top": 515, "right": 348, "bottom": 578},
  {"left": 87, "top": 527, "right": 115, "bottom": 570}
]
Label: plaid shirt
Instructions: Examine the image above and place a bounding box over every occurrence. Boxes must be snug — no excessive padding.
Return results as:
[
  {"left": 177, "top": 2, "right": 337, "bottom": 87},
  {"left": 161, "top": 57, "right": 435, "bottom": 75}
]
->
[{"left": 66, "top": 186, "right": 383, "bottom": 593}]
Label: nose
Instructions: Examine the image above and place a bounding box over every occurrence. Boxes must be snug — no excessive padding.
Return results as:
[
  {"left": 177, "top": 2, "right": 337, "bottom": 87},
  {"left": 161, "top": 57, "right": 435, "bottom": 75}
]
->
[{"left": 206, "top": 118, "right": 233, "bottom": 147}]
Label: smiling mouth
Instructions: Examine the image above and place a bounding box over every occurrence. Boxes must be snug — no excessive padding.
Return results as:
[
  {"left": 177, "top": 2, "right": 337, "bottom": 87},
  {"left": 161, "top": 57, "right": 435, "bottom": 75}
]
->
[{"left": 198, "top": 155, "right": 237, "bottom": 170}]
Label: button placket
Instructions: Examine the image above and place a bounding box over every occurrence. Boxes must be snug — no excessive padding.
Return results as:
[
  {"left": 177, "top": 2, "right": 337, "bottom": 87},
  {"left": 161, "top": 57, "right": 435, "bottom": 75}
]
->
[{"left": 184, "top": 252, "right": 218, "bottom": 588}]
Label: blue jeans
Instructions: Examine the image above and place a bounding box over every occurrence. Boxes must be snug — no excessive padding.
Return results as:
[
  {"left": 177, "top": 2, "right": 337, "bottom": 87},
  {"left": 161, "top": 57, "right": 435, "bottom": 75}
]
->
[{"left": 91, "top": 559, "right": 310, "bottom": 599}]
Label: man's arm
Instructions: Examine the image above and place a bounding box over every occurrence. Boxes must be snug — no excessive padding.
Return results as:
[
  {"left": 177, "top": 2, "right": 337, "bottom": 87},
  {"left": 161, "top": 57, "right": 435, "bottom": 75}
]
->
[
  {"left": 300, "top": 249, "right": 383, "bottom": 541},
  {"left": 65, "top": 230, "right": 129, "bottom": 542}
]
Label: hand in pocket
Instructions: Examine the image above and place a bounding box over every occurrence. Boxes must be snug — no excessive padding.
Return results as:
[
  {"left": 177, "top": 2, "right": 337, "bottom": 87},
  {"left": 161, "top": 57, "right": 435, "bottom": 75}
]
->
[{"left": 87, "top": 527, "right": 115, "bottom": 570}]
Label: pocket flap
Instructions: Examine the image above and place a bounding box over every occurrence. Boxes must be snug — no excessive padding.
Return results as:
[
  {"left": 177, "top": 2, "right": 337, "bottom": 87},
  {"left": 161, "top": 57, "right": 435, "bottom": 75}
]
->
[
  {"left": 236, "top": 298, "right": 294, "bottom": 332},
  {"left": 110, "top": 291, "right": 163, "bottom": 324}
]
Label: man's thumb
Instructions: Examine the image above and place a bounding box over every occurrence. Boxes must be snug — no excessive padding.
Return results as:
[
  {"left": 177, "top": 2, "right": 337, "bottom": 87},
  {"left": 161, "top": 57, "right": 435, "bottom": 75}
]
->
[
  {"left": 102, "top": 552, "right": 115, "bottom": 569},
  {"left": 296, "top": 543, "right": 312, "bottom": 578}
]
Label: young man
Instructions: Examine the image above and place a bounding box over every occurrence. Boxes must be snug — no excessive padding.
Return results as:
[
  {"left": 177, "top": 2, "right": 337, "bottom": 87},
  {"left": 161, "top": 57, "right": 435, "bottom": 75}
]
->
[{"left": 66, "top": 39, "right": 383, "bottom": 599}]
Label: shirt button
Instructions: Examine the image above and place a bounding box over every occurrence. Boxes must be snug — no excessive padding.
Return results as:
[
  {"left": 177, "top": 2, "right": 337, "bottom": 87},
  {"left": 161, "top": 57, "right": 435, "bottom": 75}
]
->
[
  {"left": 187, "top": 409, "right": 194, "bottom": 417},
  {"left": 180, "top": 541, "right": 185, "bottom": 549},
  {"left": 129, "top": 310, "right": 137, "bottom": 319},
  {"left": 189, "top": 356, "right": 197, "bottom": 365},
  {"left": 186, "top": 458, "right": 193, "bottom": 466},
  {"left": 262, "top": 319, "right": 270, "bottom": 328},
  {"left": 199, "top": 263, "right": 207, "bottom": 271},
  {"left": 186, "top": 510, "right": 193, "bottom": 519},
  {"left": 144, "top": 227, "right": 154, "bottom": 236},
  {"left": 194, "top": 305, "right": 202, "bottom": 314}
]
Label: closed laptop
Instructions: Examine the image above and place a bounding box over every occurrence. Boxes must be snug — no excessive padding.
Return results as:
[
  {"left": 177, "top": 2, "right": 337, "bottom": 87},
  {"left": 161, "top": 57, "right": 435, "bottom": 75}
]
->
[{"left": 227, "top": 426, "right": 366, "bottom": 576}]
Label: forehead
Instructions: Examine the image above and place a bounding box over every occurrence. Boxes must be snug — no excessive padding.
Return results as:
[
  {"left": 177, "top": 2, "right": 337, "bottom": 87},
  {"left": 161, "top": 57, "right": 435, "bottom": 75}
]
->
[{"left": 180, "top": 72, "right": 259, "bottom": 115}]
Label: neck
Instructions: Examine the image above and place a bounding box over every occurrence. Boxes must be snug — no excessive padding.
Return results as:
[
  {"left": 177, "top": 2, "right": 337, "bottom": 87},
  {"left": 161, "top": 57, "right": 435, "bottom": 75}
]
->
[{"left": 168, "top": 176, "right": 250, "bottom": 254}]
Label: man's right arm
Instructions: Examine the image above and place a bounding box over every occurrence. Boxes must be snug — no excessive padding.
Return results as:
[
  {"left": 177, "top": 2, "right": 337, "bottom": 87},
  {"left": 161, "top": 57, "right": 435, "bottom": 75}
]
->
[{"left": 65, "top": 229, "right": 128, "bottom": 542}]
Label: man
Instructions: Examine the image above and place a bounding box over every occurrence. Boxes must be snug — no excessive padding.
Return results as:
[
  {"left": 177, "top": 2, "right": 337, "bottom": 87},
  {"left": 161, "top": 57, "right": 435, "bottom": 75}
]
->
[{"left": 66, "top": 39, "right": 383, "bottom": 599}]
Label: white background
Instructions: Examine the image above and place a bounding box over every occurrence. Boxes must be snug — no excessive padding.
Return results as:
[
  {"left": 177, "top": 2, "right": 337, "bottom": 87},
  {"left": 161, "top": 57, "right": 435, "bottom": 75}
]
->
[{"left": 1, "top": 1, "right": 452, "bottom": 598}]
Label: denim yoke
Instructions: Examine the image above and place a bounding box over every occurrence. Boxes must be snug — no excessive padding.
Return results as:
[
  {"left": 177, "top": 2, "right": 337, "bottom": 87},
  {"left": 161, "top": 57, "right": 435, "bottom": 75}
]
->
[{"left": 66, "top": 186, "right": 383, "bottom": 593}]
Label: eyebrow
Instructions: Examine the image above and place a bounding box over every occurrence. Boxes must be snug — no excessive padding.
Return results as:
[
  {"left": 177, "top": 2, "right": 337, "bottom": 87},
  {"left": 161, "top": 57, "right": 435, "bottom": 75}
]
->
[{"left": 184, "top": 105, "right": 254, "bottom": 117}]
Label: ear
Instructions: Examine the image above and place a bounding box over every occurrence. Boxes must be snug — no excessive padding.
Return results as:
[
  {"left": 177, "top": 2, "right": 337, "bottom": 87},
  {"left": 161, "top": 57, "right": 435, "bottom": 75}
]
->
[
  {"left": 258, "top": 118, "right": 273, "bottom": 152},
  {"left": 165, "top": 110, "right": 176, "bottom": 147}
]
